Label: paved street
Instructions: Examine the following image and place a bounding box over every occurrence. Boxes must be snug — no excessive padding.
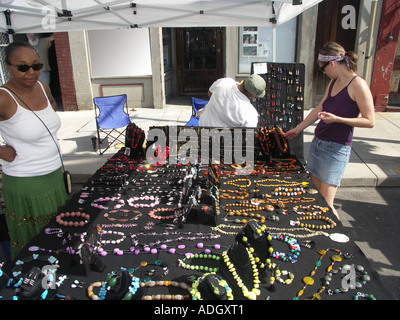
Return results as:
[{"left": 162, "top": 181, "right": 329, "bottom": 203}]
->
[{"left": 335, "top": 187, "right": 400, "bottom": 299}]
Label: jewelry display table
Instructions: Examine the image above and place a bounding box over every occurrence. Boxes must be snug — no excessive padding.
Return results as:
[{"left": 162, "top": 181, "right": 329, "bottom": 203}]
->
[{"left": 0, "top": 150, "right": 392, "bottom": 303}]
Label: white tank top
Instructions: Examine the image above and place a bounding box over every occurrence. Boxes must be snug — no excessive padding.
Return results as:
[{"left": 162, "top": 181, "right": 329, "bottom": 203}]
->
[{"left": 0, "top": 82, "right": 62, "bottom": 177}]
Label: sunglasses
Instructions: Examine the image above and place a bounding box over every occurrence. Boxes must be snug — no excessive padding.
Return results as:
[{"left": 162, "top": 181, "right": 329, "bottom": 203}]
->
[
  {"left": 10, "top": 63, "right": 44, "bottom": 72},
  {"left": 319, "top": 61, "right": 330, "bottom": 73}
]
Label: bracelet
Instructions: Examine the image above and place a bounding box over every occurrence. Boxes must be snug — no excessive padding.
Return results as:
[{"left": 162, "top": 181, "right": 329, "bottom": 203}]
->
[{"left": 56, "top": 211, "right": 90, "bottom": 227}]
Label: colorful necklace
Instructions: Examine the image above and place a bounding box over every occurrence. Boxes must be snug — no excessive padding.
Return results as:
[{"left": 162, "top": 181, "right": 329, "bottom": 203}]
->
[
  {"left": 270, "top": 234, "right": 301, "bottom": 263},
  {"left": 293, "top": 248, "right": 342, "bottom": 300}
]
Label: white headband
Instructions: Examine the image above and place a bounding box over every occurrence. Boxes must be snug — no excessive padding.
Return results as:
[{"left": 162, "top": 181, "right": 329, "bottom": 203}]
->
[{"left": 318, "top": 53, "right": 351, "bottom": 69}]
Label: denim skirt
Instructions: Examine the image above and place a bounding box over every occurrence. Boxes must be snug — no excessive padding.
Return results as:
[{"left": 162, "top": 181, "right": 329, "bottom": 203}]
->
[{"left": 306, "top": 137, "right": 351, "bottom": 187}]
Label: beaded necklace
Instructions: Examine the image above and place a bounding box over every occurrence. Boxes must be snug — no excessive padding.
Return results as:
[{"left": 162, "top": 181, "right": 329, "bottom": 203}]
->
[
  {"left": 293, "top": 205, "right": 330, "bottom": 216},
  {"left": 178, "top": 252, "right": 221, "bottom": 273},
  {"left": 87, "top": 268, "right": 140, "bottom": 300},
  {"left": 127, "top": 195, "right": 160, "bottom": 208},
  {"left": 211, "top": 224, "right": 244, "bottom": 235},
  {"left": 219, "top": 188, "right": 249, "bottom": 200},
  {"left": 271, "top": 186, "right": 305, "bottom": 197},
  {"left": 225, "top": 178, "right": 251, "bottom": 188},
  {"left": 55, "top": 211, "right": 90, "bottom": 228},
  {"left": 130, "top": 231, "right": 221, "bottom": 255},
  {"left": 148, "top": 207, "right": 176, "bottom": 220},
  {"left": 140, "top": 280, "right": 192, "bottom": 300},
  {"left": 270, "top": 234, "right": 301, "bottom": 263},
  {"left": 222, "top": 247, "right": 261, "bottom": 300},
  {"left": 293, "top": 248, "right": 342, "bottom": 300},
  {"left": 327, "top": 264, "right": 371, "bottom": 296},
  {"left": 291, "top": 215, "right": 337, "bottom": 230},
  {"left": 91, "top": 195, "right": 125, "bottom": 210},
  {"left": 255, "top": 178, "right": 307, "bottom": 188}
]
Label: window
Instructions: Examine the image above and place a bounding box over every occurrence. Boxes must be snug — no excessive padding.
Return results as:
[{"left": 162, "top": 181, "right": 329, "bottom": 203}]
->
[{"left": 238, "top": 19, "right": 297, "bottom": 74}]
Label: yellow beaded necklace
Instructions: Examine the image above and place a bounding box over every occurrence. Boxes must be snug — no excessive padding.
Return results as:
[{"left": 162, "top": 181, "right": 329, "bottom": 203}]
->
[{"left": 222, "top": 247, "right": 261, "bottom": 300}]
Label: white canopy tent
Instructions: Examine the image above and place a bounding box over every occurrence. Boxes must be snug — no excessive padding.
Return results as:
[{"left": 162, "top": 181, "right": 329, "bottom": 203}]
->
[{"left": 0, "top": 0, "right": 322, "bottom": 33}]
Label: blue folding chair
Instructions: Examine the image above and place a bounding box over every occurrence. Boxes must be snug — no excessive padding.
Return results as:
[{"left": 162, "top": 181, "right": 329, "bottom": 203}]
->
[
  {"left": 185, "top": 97, "right": 208, "bottom": 126},
  {"left": 94, "top": 94, "right": 131, "bottom": 155}
]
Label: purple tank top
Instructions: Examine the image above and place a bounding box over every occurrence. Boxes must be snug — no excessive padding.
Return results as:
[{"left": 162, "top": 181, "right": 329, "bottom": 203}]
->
[{"left": 315, "top": 76, "right": 360, "bottom": 145}]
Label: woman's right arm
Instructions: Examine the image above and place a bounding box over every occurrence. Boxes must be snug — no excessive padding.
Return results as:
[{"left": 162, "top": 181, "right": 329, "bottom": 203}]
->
[
  {"left": 284, "top": 80, "right": 332, "bottom": 140},
  {"left": 0, "top": 91, "right": 17, "bottom": 162}
]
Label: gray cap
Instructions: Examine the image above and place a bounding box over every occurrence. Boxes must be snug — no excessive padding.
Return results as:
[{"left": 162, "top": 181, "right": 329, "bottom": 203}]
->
[{"left": 244, "top": 74, "right": 266, "bottom": 98}]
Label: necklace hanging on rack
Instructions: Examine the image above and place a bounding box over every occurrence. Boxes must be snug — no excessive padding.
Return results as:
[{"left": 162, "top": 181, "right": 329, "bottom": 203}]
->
[{"left": 222, "top": 247, "right": 261, "bottom": 300}]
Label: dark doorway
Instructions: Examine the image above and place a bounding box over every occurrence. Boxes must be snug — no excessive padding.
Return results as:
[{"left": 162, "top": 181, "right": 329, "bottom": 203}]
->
[
  {"left": 313, "top": 0, "right": 360, "bottom": 103},
  {"left": 176, "top": 27, "right": 223, "bottom": 95}
]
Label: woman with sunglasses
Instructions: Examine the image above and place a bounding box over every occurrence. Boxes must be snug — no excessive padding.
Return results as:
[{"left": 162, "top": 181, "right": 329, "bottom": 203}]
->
[
  {"left": 284, "top": 42, "right": 375, "bottom": 219},
  {"left": 0, "top": 41, "right": 67, "bottom": 259}
]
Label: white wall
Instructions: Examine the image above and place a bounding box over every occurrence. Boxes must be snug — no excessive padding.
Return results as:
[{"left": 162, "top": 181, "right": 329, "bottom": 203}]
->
[{"left": 87, "top": 28, "right": 152, "bottom": 78}]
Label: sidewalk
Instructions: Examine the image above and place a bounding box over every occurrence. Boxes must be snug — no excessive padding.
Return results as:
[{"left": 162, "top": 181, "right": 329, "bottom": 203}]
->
[{"left": 58, "top": 99, "right": 400, "bottom": 188}]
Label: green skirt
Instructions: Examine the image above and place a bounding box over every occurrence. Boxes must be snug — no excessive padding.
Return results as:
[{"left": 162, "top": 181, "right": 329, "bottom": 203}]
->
[{"left": 2, "top": 168, "right": 68, "bottom": 259}]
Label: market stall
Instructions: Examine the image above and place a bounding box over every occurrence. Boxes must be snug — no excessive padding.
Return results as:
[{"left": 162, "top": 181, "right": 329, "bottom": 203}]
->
[{"left": 0, "top": 126, "right": 392, "bottom": 303}]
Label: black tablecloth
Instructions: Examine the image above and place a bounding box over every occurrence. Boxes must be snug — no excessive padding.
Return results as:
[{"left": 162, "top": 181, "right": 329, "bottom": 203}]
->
[{"left": 0, "top": 153, "right": 393, "bottom": 303}]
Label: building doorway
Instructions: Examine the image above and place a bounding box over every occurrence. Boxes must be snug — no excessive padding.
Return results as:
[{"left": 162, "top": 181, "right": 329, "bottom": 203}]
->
[
  {"left": 312, "top": 0, "right": 360, "bottom": 104},
  {"left": 176, "top": 27, "right": 223, "bottom": 96}
]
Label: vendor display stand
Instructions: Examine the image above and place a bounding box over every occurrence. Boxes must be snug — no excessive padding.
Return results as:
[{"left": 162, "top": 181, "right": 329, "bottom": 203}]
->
[
  {"left": 251, "top": 61, "right": 305, "bottom": 161},
  {"left": 0, "top": 126, "right": 392, "bottom": 304}
]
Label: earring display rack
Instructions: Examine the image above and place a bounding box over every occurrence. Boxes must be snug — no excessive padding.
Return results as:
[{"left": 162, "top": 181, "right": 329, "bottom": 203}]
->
[{"left": 251, "top": 62, "right": 306, "bottom": 162}]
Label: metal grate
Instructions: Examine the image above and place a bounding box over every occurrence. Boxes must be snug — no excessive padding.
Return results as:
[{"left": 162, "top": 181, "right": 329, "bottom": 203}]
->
[{"left": 0, "top": 32, "right": 10, "bottom": 85}]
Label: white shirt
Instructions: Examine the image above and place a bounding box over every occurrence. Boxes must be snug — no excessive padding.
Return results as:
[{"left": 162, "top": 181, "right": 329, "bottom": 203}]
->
[
  {"left": 199, "top": 78, "right": 259, "bottom": 127},
  {"left": 0, "top": 83, "right": 62, "bottom": 177}
]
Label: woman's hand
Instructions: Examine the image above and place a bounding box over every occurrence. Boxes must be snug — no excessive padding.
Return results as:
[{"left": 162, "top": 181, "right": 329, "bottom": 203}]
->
[
  {"left": 0, "top": 145, "right": 17, "bottom": 162},
  {"left": 284, "top": 127, "right": 301, "bottom": 140},
  {"left": 317, "top": 111, "right": 337, "bottom": 124}
]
